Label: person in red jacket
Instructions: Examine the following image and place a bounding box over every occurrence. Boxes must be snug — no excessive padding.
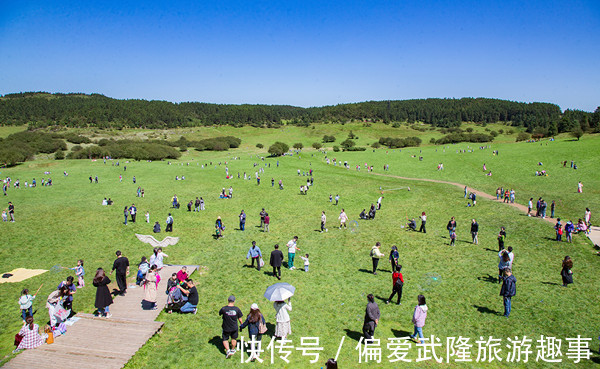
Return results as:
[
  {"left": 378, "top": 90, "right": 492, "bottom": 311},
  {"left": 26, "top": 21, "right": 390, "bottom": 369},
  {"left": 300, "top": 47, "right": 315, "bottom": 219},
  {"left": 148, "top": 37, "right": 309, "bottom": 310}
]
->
[{"left": 386, "top": 265, "right": 404, "bottom": 305}]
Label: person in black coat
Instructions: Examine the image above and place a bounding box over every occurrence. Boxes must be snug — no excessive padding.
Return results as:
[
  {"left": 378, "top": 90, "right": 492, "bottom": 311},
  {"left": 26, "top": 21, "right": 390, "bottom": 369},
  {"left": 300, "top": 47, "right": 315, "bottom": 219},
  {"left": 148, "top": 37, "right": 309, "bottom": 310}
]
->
[
  {"left": 363, "top": 294, "right": 380, "bottom": 339},
  {"left": 500, "top": 269, "right": 516, "bottom": 318},
  {"left": 111, "top": 250, "right": 129, "bottom": 295},
  {"left": 153, "top": 221, "right": 161, "bottom": 233},
  {"left": 561, "top": 256, "right": 573, "bottom": 287},
  {"left": 93, "top": 268, "right": 113, "bottom": 318},
  {"left": 446, "top": 217, "right": 457, "bottom": 237},
  {"left": 270, "top": 244, "right": 284, "bottom": 280},
  {"left": 470, "top": 219, "right": 479, "bottom": 245}
]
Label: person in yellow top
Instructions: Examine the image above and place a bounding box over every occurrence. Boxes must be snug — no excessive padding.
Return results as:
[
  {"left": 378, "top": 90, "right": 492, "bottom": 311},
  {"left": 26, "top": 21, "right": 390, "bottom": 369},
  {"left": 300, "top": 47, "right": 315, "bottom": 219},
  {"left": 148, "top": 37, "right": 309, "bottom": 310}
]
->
[{"left": 370, "top": 242, "right": 385, "bottom": 275}]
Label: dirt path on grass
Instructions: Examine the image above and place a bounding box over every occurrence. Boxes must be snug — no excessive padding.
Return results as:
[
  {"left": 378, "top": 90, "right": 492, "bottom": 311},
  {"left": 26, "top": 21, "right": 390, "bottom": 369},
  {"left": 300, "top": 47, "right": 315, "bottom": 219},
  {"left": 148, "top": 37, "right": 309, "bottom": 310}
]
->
[
  {"left": 371, "top": 172, "right": 558, "bottom": 224},
  {"left": 371, "top": 172, "right": 600, "bottom": 248}
]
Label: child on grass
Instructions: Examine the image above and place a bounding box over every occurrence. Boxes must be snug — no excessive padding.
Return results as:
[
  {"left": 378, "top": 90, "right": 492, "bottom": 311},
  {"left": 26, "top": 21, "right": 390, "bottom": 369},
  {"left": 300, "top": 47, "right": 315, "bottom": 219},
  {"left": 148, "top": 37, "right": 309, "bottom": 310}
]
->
[
  {"left": 449, "top": 229, "right": 457, "bottom": 246},
  {"left": 300, "top": 254, "right": 309, "bottom": 272},
  {"left": 18, "top": 289, "right": 36, "bottom": 323},
  {"left": 70, "top": 259, "right": 85, "bottom": 288},
  {"left": 2, "top": 209, "right": 7, "bottom": 222},
  {"left": 561, "top": 256, "right": 573, "bottom": 287}
]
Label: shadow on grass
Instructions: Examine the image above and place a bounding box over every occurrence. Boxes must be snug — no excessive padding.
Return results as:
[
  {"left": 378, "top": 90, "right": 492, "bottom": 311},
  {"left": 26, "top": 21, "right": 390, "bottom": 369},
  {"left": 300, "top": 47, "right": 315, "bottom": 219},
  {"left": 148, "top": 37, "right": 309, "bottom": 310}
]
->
[
  {"left": 472, "top": 305, "right": 500, "bottom": 315},
  {"left": 541, "top": 281, "right": 560, "bottom": 286},
  {"left": 484, "top": 248, "right": 498, "bottom": 252},
  {"left": 391, "top": 328, "right": 412, "bottom": 338},
  {"left": 375, "top": 295, "right": 388, "bottom": 303},
  {"left": 358, "top": 269, "right": 374, "bottom": 274},
  {"left": 344, "top": 328, "right": 363, "bottom": 342},
  {"left": 477, "top": 275, "right": 499, "bottom": 284},
  {"left": 208, "top": 335, "right": 225, "bottom": 356},
  {"left": 266, "top": 322, "right": 276, "bottom": 336}
]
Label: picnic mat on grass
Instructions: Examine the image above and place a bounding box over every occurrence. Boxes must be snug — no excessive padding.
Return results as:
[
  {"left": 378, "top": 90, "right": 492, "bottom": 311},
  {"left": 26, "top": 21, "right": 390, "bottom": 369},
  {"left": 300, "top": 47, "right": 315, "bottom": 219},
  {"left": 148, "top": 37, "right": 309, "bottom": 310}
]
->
[{"left": 0, "top": 268, "right": 47, "bottom": 283}]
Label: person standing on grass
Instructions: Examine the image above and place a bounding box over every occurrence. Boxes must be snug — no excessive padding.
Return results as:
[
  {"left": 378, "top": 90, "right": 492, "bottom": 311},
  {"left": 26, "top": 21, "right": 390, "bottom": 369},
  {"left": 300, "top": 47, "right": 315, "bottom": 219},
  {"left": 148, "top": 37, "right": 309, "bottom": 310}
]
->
[
  {"left": 239, "top": 210, "right": 246, "bottom": 231},
  {"left": 93, "top": 268, "right": 112, "bottom": 318},
  {"left": 535, "top": 197, "right": 541, "bottom": 217},
  {"left": 500, "top": 269, "right": 516, "bottom": 318},
  {"left": 320, "top": 211, "right": 328, "bottom": 232},
  {"left": 528, "top": 198, "right": 533, "bottom": 217},
  {"left": 498, "top": 227, "right": 507, "bottom": 251},
  {"left": 498, "top": 249, "right": 512, "bottom": 283},
  {"left": 377, "top": 196, "right": 383, "bottom": 210},
  {"left": 219, "top": 295, "right": 243, "bottom": 359},
  {"left": 19, "top": 289, "right": 37, "bottom": 323},
  {"left": 286, "top": 236, "right": 300, "bottom": 270},
  {"left": 8, "top": 202, "right": 14, "bottom": 222},
  {"left": 386, "top": 265, "right": 404, "bottom": 305},
  {"left": 335, "top": 194, "right": 339, "bottom": 205},
  {"left": 578, "top": 181, "right": 583, "bottom": 193},
  {"left": 246, "top": 241, "right": 262, "bottom": 271},
  {"left": 446, "top": 217, "right": 457, "bottom": 237},
  {"left": 471, "top": 219, "right": 479, "bottom": 245},
  {"left": 194, "top": 197, "right": 200, "bottom": 212},
  {"left": 123, "top": 206, "right": 129, "bottom": 225},
  {"left": 419, "top": 212, "right": 427, "bottom": 233},
  {"left": 555, "top": 219, "right": 563, "bottom": 242},
  {"left": 270, "top": 244, "right": 284, "bottom": 280},
  {"left": 274, "top": 298, "right": 293, "bottom": 339},
  {"left": 129, "top": 204, "right": 137, "bottom": 222},
  {"left": 449, "top": 228, "right": 457, "bottom": 246},
  {"left": 551, "top": 200, "right": 556, "bottom": 218},
  {"left": 464, "top": 186, "right": 468, "bottom": 198},
  {"left": 200, "top": 197, "right": 205, "bottom": 210},
  {"left": 561, "top": 256, "right": 573, "bottom": 287},
  {"left": 339, "top": 209, "right": 348, "bottom": 229},
  {"left": 363, "top": 294, "right": 380, "bottom": 340},
  {"left": 389, "top": 245, "right": 399, "bottom": 271},
  {"left": 166, "top": 213, "right": 174, "bottom": 232},
  {"left": 259, "top": 208, "right": 266, "bottom": 227},
  {"left": 264, "top": 213, "right": 270, "bottom": 232},
  {"left": 541, "top": 199, "right": 548, "bottom": 218},
  {"left": 565, "top": 220, "right": 574, "bottom": 243},
  {"left": 240, "top": 303, "right": 267, "bottom": 350},
  {"left": 370, "top": 242, "right": 384, "bottom": 275},
  {"left": 111, "top": 250, "right": 129, "bottom": 295},
  {"left": 409, "top": 295, "right": 428, "bottom": 343}
]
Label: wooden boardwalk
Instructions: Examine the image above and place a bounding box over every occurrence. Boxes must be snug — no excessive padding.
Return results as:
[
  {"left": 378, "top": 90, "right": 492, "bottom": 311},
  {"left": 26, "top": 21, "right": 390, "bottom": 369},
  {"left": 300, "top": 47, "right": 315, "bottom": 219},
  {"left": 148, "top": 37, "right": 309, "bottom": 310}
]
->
[{"left": 4, "top": 265, "right": 197, "bottom": 369}]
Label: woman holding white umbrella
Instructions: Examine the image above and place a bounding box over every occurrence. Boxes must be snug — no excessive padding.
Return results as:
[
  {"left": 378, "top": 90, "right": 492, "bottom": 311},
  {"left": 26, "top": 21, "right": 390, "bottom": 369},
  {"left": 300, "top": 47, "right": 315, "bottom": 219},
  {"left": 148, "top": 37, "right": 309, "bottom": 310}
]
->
[
  {"left": 274, "top": 299, "right": 292, "bottom": 339},
  {"left": 264, "top": 282, "right": 295, "bottom": 339}
]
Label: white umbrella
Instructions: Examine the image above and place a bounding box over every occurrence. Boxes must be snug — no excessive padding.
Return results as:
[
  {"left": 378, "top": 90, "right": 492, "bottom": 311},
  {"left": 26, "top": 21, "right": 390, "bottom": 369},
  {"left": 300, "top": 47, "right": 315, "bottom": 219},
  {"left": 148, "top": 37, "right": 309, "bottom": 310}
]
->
[{"left": 264, "top": 282, "right": 296, "bottom": 301}]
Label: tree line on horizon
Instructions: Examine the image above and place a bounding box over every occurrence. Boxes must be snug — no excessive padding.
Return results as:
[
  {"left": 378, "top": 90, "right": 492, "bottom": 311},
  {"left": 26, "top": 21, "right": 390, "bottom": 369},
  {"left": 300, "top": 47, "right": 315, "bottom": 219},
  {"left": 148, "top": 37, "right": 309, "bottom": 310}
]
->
[{"left": 0, "top": 92, "right": 598, "bottom": 135}]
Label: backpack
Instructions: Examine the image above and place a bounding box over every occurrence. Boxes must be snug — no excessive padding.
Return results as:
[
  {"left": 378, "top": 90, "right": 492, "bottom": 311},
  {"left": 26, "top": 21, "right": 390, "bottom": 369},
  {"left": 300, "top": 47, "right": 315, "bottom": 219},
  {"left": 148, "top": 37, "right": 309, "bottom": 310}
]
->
[{"left": 395, "top": 275, "right": 404, "bottom": 287}]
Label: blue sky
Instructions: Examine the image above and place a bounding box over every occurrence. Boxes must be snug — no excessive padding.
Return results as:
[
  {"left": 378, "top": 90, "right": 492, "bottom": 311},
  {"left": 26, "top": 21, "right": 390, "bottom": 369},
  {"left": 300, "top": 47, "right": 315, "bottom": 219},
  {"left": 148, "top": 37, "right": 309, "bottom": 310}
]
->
[{"left": 1, "top": 1, "right": 599, "bottom": 111}]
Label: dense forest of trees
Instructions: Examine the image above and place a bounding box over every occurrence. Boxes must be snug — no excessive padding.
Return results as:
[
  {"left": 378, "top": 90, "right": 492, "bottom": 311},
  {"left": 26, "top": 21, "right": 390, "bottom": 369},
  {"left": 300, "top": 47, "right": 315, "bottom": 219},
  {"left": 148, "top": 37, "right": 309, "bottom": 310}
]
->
[{"left": 1, "top": 92, "right": 598, "bottom": 134}]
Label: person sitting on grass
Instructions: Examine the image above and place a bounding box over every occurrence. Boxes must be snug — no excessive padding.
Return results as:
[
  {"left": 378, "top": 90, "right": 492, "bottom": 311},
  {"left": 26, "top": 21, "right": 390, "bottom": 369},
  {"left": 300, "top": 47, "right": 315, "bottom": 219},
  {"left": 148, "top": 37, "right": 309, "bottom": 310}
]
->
[
  {"left": 153, "top": 221, "right": 161, "bottom": 233},
  {"left": 407, "top": 218, "right": 417, "bottom": 231}
]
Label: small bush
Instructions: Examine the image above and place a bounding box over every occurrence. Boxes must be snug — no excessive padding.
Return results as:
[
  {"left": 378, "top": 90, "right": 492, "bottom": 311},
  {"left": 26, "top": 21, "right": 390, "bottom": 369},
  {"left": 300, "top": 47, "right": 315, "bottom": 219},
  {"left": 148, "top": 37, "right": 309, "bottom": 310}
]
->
[
  {"left": 312, "top": 142, "right": 323, "bottom": 150},
  {"left": 268, "top": 142, "right": 289, "bottom": 156},
  {"left": 516, "top": 132, "right": 530, "bottom": 142},
  {"left": 466, "top": 127, "right": 474, "bottom": 133},
  {"left": 54, "top": 150, "right": 65, "bottom": 160},
  {"left": 293, "top": 142, "right": 304, "bottom": 150},
  {"left": 371, "top": 142, "right": 381, "bottom": 148},
  {"left": 333, "top": 145, "right": 340, "bottom": 152},
  {"left": 256, "top": 143, "right": 264, "bottom": 149},
  {"left": 490, "top": 131, "right": 499, "bottom": 137}
]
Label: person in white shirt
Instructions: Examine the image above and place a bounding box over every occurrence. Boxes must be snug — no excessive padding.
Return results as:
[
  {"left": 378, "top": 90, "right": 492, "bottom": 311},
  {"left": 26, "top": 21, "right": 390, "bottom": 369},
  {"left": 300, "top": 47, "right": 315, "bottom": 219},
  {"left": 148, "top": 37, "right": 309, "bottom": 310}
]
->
[
  {"left": 377, "top": 196, "right": 383, "bottom": 210},
  {"left": 300, "top": 254, "right": 310, "bottom": 272},
  {"left": 339, "top": 209, "right": 348, "bottom": 229},
  {"left": 286, "top": 236, "right": 300, "bottom": 270},
  {"left": 320, "top": 211, "right": 327, "bottom": 233}
]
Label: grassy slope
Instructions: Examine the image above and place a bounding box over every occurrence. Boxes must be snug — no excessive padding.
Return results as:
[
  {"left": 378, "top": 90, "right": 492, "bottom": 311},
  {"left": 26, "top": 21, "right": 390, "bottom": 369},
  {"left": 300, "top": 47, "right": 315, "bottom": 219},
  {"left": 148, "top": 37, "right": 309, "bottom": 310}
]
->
[{"left": 0, "top": 130, "right": 598, "bottom": 368}]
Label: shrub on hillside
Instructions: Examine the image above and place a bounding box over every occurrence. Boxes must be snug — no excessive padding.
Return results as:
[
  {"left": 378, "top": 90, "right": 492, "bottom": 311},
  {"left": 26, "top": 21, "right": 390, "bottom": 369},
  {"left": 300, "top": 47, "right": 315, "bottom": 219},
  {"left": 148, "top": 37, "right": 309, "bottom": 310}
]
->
[
  {"left": 516, "top": 132, "right": 530, "bottom": 142},
  {"left": 435, "top": 133, "right": 494, "bottom": 144},
  {"left": 268, "top": 141, "right": 289, "bottom": 156},
  {"left": 256, "top": 143, "right": 264, "bottom": 148},
  {"left": 333, "top": 145, "right": 340, "bottom": 152},
  {"left": 322, "top": 135, "right": 336, "bottom": 143},
  {"left": 312, "top": 142, "right": 322, "bottom": 150},
  {"left": 378, "top": 136, "right": 422, "bottom": 148}
]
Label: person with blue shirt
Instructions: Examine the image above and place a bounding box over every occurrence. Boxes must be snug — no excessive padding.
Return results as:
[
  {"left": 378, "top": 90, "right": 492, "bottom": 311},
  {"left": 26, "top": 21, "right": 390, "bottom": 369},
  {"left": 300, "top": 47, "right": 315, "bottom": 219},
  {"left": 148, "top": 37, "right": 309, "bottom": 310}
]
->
[
  {"left": 500, "top": 269, "right": 516, "bottom": 317},
  {"left": 239, "top": 210, "right": 246, "bottom": 231},
  {"left": 246, "top": 241, "right": 262, "bottom": 271}
]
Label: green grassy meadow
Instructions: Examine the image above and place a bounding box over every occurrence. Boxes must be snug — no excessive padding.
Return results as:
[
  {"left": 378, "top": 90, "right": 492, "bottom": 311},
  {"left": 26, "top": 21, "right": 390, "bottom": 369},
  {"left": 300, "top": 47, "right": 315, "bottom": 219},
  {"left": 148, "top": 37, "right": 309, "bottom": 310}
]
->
[{"left": 0, "top": 127, "right": 599, "bottom": 368}]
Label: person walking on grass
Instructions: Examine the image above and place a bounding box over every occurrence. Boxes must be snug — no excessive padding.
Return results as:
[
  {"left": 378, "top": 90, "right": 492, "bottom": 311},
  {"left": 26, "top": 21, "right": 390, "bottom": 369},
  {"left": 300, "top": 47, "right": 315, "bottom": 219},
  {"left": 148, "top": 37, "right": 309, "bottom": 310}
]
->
[
  {"left": 389, "top": 245, "right": 399, "bottom": 271},
  {"left": 165, "top": 213, "right": 174, "bottom": 232},
  {"left": 240, "top": 303, "right": 267, "bottom": 352},
  {"left": 555, "top": 219, "right": 563, "bottom": 242},
  {"left": 339, "top": 209, "right": 348, "bottom": 229},
  {"left": 270, "top": 244, "right": 283, "bottom": 280},
  {"left": 500, "top": 269, "right": 516, "bottom": 318},
  {"left": 286, "top": 236, "right": 300, "bottom": 270},
  {"left": 386, "top": 265, "right": 404, "bottom": 305},
  {"left": 8, "top": 202, "right": 15, "bottom": 222},
  {"left": 259, "top": 208, "right": 266, "bottom": 227},
  {"left": 321, "top": 211, "right": 328, "bottom": 232},
  {"left": 300, "top": 254, "right": 310, "bottom": 272},
  {"left": 551, "top": 200, "right": 556, "bottom": 218},
  {"left": 246, "top": 241, "right": 262, "bottom": 271},
  {"left": 419, "top": 212, "right": 427, "bottom": 233},
  {"left": 528, "top": 198, "right": 533, "bottom": 217},
  {"left": 363, "top": 294, "right": 380, "bottom": 340},
  {"left": 123, "top": 206, "right": 129, "bottom": 225},
  {"left": 335, "top": 194, "right": 339, "bottom": 205},
  {"left": 370, "top": 242, "right": 384, "bottom": 275},
  {"left": 410, "top": 295, "right": 428, "bottom": 344},
  {"left": 498, "top": 227, "right": 507, "bottom": 251},
  {"left": 471, "top": 219, "right": 479, "bottom": 245},
  {"left": 565, "top": 220, "right": 574, "bottom": 243},
  {"left": 561, "top": 256, "right": 573, "bottom": 287},
  {"left": 219, "top": 295, "right": 243, "bottom": 359}
]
